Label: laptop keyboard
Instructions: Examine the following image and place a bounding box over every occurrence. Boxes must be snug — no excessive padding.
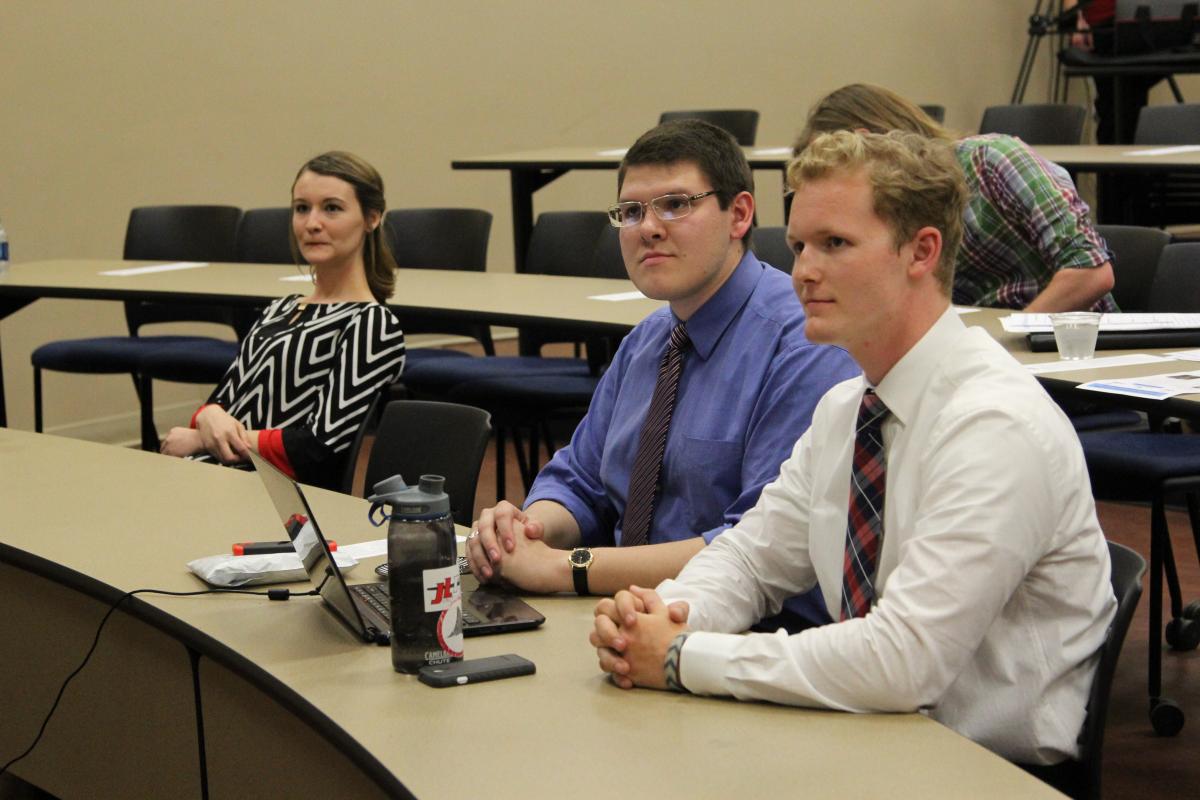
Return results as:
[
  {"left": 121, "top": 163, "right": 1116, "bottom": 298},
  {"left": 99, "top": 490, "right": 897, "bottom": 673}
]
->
[{"left": 353, "top": 582, "right": 390, "bottom": 618}]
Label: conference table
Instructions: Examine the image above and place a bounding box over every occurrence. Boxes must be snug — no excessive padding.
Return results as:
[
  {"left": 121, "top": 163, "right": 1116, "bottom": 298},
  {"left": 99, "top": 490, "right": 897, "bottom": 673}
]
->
[
  {"left": 0, "top": 428, "right": 1060, "bottom": 798},
  {"left": 453, "top": 143, "right": 1200, "bottom": 270},
  {"left": 0, "top": 258, "right": 666, "bottom": 427}
]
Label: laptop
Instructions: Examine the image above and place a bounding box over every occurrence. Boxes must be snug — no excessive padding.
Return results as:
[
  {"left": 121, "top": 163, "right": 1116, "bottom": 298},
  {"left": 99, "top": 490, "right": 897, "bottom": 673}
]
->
[{"left": 248, "top": 451, "right": 544, "bottom": 645}]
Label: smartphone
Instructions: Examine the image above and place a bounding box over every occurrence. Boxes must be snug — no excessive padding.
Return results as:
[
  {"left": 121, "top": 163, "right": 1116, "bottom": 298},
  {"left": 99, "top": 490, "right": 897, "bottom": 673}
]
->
[{"left": 417, "top": 654, "right": 535, "bottom": 687}]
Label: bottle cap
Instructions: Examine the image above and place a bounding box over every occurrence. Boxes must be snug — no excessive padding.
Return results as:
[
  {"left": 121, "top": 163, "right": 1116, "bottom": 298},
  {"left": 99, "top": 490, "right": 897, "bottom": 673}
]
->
[{"left": 367, "top": 473, "right": 451, "bottom": 519}]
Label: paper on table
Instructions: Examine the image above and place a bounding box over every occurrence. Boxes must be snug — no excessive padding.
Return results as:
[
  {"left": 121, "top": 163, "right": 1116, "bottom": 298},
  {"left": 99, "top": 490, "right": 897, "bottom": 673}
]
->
[
  {"left": 1001, "top": 312, "right": 1200, "bottom": 333},
  {"left": 1124, "top": 144, "right": 1200, "bottom": 157},
  {"left": 597, "top": 148, "right": 628, "bottom": 157},
  {"left": 1079, "top": 370, "right": 1200, "bottom": 400},
  {"left": 590, "top": 290, "right": 647, "bottom": 301},
  {"left": 1024, "top": 353, "right": 1172, "bottom": 374},
  {"left": 751, "top": 147, "right": 793, "bottom": 156},
  {"left": 100, "top": 262, "right": 209, "bottom": 276},
  {"left": 336, "top": 535, "right": 466, "bottom": 561},
  {"left": 280, "top": 274, "right": 312, "bottom": 282},
  {"left": 1169, "top": 349, "right": 1200, "bottom": 361}
]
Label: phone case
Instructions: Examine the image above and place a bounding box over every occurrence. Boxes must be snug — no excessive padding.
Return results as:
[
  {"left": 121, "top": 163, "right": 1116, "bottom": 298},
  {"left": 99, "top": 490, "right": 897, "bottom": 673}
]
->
[{"left": 418, "top": 654, "right": 535, "bottom": 687}]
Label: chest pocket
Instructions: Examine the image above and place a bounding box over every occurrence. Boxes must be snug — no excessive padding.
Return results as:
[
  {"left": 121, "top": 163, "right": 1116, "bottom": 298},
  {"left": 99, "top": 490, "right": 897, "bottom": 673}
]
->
[{"left": 672, "top": 436, "right": 743, "bottom": 532}]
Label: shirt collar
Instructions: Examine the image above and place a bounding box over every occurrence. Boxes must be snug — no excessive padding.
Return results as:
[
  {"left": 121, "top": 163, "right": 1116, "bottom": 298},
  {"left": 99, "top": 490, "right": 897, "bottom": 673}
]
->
[
  {"left": 871, "top": 305, "right": 962, "bottom": 428},
  {"left": 678, "top": 250, "right": 763, "bottom": 361}
]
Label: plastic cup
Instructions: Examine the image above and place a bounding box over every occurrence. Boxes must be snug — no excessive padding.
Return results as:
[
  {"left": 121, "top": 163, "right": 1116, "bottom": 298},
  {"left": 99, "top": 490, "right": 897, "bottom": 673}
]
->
[{"left": 1050, "top": 312, "right": 1101, "bottom": 360}]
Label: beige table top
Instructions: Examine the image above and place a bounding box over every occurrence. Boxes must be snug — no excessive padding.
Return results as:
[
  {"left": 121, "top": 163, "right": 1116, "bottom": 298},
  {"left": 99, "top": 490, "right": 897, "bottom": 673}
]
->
[
  {"left": 0, "top": 428, "right": 1059, "bottom": 799},
  {"left": 963, "top": 307, "right": 1200, "bottom": 415},
  {"left": 452, "top": 144, "right": 1200, "bottom": 173},
  {"left": 0, "top": 259, "right": 664, "bottom": 333}
]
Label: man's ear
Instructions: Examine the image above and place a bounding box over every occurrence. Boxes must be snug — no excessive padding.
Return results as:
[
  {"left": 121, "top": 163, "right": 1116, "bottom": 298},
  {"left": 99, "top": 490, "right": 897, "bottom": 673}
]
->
[
  {"left": 729, "top": 191, "right": 755, "bottom": 241},
  {"left": 907, "top": 226, "right": 943, "bottom": 281}
]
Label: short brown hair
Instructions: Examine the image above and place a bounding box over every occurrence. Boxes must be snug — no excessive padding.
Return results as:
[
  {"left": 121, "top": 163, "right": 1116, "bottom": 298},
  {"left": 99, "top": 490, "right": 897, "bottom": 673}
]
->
[
  {"left": 787, "top": 130, "right": 966, "bottom": 294},
  {"left": 794, "top": 83, "right": 952, "bottom": 156},
  {"left": 291, "top": 151, "right": 398, "bottom": 302},
  {"left": 619, "top": 119, "right": 755, "bottom": 249}
]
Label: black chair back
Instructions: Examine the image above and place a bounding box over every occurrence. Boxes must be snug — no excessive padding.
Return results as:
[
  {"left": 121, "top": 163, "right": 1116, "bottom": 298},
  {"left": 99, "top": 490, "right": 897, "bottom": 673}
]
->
[
  {"left": 979, "top": 104, "right": 1087, "bottom": 145},
  {"left": 1149, "top": 242, "right": 1200, "bottom": 311},
  {"left": 1095, "top": 224, "right": 1171, "bottom": 310},
  {"left": 236, "top": 207, "right": 294, "bottom": 264},
  {"left": 363, "top": 400, "right": 492, "bottom": 528},
  {"left": 590, "top": 226, "right": 627, "bottom": 280},
  {"left": 1132, "top": 104, "right": 1200, "bottom": 228},
  {"left": 918, "top": 104, "right": 946, "bottom": 124},
  {"left": 752, "top": 226, "right": 793, "bottom": 274},
  {"left": 385, "top": 208, "right": 492, "bottom": 271},
  {"left": 384, "top": 208, "right": 494, "bottom": 353},
  {"left": 122, "top": 205, "right": 243, "bottom": 334},
  {"left": 658, "top": 109, "right": 759, "bottom": 146}
]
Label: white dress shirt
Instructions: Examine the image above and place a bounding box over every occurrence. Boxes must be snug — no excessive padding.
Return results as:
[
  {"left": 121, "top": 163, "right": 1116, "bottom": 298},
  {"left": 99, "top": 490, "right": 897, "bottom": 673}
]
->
[{"left": 657, "top": 307, "right": 1116, "bottom": 765}]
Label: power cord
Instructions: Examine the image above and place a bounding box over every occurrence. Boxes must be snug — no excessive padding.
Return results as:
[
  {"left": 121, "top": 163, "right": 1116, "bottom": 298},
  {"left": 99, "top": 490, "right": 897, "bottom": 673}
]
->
[{"left": 0, "top": 585, "right": 317, "bottom": 779}]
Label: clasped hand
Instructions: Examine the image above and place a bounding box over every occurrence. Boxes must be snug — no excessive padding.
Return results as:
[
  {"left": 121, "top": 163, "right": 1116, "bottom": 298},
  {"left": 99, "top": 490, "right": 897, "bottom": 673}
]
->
[
  {"left": 590, "top": 585, "right": 689, "bottom": 691},
  {"left": 160, "top": 405, "right": 253, "bottom": 463}
]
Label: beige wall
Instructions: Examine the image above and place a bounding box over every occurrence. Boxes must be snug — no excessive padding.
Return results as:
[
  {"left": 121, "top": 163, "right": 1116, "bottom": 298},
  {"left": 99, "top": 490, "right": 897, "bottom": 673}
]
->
[{"left": 2, "top": 1, "right": 1054, "bottom": 442}]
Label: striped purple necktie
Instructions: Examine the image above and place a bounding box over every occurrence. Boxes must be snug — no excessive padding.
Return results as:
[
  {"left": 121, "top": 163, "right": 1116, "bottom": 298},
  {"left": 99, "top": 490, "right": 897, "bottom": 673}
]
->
[
  {"left": 621, "top": 322, "right": 690, "bottom": 547},
  {"left": 840, "top": 389, "right": 890, "bottom": 620}
]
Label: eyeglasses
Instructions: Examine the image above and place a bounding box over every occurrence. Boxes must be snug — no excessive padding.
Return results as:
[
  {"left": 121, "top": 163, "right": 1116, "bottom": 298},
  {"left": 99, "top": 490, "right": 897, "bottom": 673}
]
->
[{"left": 607, "top": 190, "right": 719, "bottom": 228}]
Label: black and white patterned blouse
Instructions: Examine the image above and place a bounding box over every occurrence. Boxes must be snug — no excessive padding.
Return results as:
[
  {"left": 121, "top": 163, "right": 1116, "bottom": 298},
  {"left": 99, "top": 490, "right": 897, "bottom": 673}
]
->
[{"left": 206, "top": 294, "right": 406, "bottom": 488}]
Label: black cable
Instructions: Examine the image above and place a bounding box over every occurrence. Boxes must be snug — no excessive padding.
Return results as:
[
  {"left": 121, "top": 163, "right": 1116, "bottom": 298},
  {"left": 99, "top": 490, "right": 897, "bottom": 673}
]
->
[{"left": 0, "top": 585, "right": 317, "bottom": 779}]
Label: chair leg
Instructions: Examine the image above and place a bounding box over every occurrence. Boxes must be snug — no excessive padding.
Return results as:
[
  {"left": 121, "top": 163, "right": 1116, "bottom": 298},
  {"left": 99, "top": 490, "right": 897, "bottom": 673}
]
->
[
  {"left": 137, "top": 372, "right": 159, "bottom": 452},
  {"left": 33, "top": 367, "right": 44, "bottom": 433},
  {"left": 1148, "top": 492, "right": 1186, "bottom": 735}
]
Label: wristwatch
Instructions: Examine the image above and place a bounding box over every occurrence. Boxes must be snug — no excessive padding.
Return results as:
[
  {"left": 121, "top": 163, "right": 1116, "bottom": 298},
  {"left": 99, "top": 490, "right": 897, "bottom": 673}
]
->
[{"left": 569, "top": 547, "right": 593, "bottom": 596}]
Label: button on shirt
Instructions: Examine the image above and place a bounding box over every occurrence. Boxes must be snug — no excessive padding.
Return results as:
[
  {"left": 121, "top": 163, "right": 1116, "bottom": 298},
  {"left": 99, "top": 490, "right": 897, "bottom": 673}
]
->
[
  {"left": 525, "top": 251, "right": 858, "bottom": 554},
  {"left": 659, "top": 307, "right": 1116, "bottom": 764}
]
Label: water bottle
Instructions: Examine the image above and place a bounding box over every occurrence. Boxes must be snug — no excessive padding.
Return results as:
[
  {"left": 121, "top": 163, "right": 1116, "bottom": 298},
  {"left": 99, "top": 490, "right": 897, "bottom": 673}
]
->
[
  {"left": 369, "top": 473, "right": 462, "bottom": 674},
  {"left": 0, "top": 216, "right": 8, "bottom": 277}
]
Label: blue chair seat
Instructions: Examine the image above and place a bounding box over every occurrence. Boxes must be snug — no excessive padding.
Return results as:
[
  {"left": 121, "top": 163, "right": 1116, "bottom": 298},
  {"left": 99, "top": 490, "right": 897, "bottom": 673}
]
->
[
  {"left": 402, "top": 355, "right": 593, "bottom": 396},
  {"left": 139, "top": 339, "right": 239, "bottom": 384},
  {"left": 1079, "top": 432, "right": 1200, "bottom": 487},
  {"left": 1069, "top": 409, "right": 1145, "bottom": 433},
  {"left": 32, "top": 335, "right": 222, "bottom": 374},
  {"left": 448, "top": 374, "right": 600, "bottom": 412}
]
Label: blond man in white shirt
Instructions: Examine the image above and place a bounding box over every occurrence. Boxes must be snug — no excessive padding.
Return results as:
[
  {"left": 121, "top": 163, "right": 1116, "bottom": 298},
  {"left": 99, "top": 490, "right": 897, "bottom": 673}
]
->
[{"left": 590, "top": 130, "right": 1116, "bottom": 766}]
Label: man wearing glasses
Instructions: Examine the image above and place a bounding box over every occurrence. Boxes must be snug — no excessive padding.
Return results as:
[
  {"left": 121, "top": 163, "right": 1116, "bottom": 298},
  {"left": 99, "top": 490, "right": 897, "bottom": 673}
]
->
[{"left": 466, "top": 119, "right": 856, "bottom": 627}]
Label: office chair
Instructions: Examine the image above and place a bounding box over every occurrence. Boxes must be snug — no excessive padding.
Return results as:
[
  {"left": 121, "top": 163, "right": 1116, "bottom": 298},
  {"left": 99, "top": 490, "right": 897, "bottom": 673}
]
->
[
  {"left": 385, "top": 208, "right": 496, "bottom": 355},
  {"left": 1096, "top": 224, "right": 1171, "bottom": 311},
  {"left": 358, "top": 400, "right": 492, "bottom": 528},
  {"left": 918, "top": 104, "right": 946, "bottom": 124},
  {"left": 978, "top": 103, "right": 1088, "bottom": 145},
  {"left": 1073, "top": 244, "right": 1200, "bottom": 736},
  {"left": 752, "top": 226, "right": 793, "bottom": 274},
  {"left": 1127, "top": 104, "right": 1200, "bottom": 229},
  {"left": 135, "top": 207, "right": 294, "bottom": 450},
  {"left": 658, "top": 110, "right": 759, "bottom": 146},
  {"left": 1019, "top": 541, "right": 1146, "bottom": 799},
  {"left": 31, "top": 205, "right": 242, "bottom": 449}
]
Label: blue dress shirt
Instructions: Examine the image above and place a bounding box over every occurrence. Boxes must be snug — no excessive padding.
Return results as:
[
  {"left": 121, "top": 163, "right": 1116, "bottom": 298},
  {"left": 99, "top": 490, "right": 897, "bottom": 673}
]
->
[{"left": 525, "top": 252, "right": 859, "bottom": 624}]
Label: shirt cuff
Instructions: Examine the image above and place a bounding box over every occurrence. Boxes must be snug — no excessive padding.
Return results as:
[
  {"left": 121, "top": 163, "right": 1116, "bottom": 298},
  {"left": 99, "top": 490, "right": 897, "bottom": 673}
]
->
[
  {"left": 677, "top": 630, "right": 746, "bottom": 696},
  {"left": 256, "top": 429, "right": 296, "bottom": 478}
]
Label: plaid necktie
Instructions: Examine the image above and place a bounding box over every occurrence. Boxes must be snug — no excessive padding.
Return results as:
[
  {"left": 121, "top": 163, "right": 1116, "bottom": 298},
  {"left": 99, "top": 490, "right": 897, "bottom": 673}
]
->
[
  {"left": 621, "top": 322, "right": 690, "bottom": 547},
  {"left": 840, "top": 389, "right": 890, "bottom": 620}
]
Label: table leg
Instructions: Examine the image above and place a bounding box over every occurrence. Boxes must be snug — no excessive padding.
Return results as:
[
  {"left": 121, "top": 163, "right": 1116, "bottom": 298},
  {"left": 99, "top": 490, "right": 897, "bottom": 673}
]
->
[
  {"left": 509, "top": 169, "right": 566, "bottom": 273},
  {"left": 0, "top": 298, "right": 36, "bottom": 427}
]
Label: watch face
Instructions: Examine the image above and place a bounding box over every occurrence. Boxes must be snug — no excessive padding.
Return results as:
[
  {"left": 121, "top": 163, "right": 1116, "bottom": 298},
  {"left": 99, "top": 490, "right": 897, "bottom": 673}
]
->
[{"left": 570, "top": 549, "right": 591, "bottom": 567}]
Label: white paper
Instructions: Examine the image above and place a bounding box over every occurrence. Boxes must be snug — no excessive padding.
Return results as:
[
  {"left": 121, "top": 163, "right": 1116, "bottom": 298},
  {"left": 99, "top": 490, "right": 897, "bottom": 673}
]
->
[
  {"left": 1123, "top": 144, "right": 1200, "bottom": 157},
  {"left": 953, "top": 306, "right": 981, "bottom": 315},
  {"left": 1079, "top": 370, "right": 1200, "bottom": 400},
  {"left": 279, "top": 274, "right": 312, "bottom": 282},
  {"left": 336, "top": 538, "right": 388, "bottom": 559},
  {"left": 597, "top": 148, "right": 628, "bottom": 157},
  {"left": 589, "top": 290, "right": 647, "bottom": 301},
  {"left": 751, "top": 147, "right": 793, "bottom": 156},
  {"left": 100, "top": 262, "right": 208, "bottom": 276},
  {"left": 1024, "top": 353, "right": 1172, "bottom": 374},
  {"left": 337, "top": 535, "right": 466, "bottom": 560},
  {"left": 1001, "top": 312, "right": 1200, "bottom": 334},
  {"left": 1168, "top": 349, "right": 1200, "bottom": 361}
]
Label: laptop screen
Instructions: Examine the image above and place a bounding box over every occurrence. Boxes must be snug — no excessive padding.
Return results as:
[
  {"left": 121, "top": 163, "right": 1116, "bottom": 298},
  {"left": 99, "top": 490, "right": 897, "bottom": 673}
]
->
[{"left": 248, "top": 451, "right": 373, "bottom": 640}]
